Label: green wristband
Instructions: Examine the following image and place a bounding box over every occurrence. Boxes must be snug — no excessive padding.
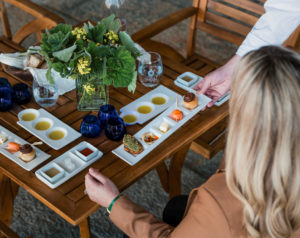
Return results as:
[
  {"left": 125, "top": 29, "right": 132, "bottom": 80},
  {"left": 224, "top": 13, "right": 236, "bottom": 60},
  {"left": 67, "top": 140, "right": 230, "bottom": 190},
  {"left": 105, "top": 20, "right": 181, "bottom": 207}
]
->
[{"left": 107, "top": 194, "right": 121, "bottom": 214}]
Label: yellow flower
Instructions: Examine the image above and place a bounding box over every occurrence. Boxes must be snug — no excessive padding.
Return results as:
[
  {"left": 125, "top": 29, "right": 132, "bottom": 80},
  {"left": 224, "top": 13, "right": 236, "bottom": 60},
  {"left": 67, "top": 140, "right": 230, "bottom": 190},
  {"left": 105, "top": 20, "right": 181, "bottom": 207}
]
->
[
  {"left": 77, "top": 56, "right": 91, "bottom": 75},
  {"left": 72, "top": 27, "right": 87, "bottom": 40},
  {"left": 96, "top": 43, "right": 101, "bottom": 46},
  {"left": 83, "top": 84, "right": 95, "bottom": 95}
]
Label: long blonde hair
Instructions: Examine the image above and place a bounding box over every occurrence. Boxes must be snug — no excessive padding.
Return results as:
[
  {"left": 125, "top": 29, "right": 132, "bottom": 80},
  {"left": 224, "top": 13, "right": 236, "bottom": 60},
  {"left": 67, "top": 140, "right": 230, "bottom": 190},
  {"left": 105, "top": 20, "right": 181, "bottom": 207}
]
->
[{"left": 226, "top": 46, "right": 300, "bottom": 238}]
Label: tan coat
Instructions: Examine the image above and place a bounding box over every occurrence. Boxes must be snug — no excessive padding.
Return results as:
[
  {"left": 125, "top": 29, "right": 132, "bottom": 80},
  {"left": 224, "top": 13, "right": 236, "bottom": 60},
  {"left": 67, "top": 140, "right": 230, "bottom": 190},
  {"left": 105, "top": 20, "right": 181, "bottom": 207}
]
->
[{"left": 110, "top": 172, "right": 300, "bottom": 237}]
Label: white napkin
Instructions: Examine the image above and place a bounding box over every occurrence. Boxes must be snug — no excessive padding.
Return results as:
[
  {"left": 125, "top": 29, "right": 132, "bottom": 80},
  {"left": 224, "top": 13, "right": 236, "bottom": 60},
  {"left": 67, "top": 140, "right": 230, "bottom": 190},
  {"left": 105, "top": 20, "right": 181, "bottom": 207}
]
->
[{"left": 0, "top": 47, "right": 75, "bottom": 95}]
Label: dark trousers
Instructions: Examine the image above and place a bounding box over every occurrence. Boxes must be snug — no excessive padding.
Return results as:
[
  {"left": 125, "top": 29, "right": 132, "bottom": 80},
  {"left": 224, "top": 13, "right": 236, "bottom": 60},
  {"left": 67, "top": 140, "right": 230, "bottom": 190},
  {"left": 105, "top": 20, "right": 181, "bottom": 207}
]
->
[{"left": 123, "top": 195, "right": 188, "bottom": 237}]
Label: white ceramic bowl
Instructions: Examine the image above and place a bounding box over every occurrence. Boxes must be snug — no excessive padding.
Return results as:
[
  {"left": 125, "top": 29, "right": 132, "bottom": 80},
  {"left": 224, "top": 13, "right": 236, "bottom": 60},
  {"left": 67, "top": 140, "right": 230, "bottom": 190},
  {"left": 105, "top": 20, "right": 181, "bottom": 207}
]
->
[
  {"left": 40, "top": 163, "right": 65, "bottom": 183},
  {"left": 120, "top": 110, "right": 140, "bottom": 125},
  {"left": 18, "top": 108, "right": 40, "bottom": 122}
]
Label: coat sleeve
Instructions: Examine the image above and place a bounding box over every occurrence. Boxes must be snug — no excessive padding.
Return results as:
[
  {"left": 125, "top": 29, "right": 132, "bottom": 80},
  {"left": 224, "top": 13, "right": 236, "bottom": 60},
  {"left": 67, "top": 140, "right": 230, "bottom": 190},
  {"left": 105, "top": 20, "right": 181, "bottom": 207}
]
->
[{"left": 109, "top": 187, "right": 231, "bottom": 238}]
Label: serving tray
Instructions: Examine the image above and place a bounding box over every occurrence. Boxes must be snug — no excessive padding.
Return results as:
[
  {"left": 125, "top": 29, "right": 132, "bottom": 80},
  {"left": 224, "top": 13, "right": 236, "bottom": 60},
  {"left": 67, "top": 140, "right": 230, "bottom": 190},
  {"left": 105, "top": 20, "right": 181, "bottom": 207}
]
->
[
  {"left": 113, "top": 94, "right": 211, "bottom": 165},
  {"left": 17, "top": 108, "right": 81, "bottom": 150},
  {"left": 120, "top": 85, "right": 180, "bottom": 124},
  {"left": 174, "top": 72, "right": 229, "bottom": 106},
  {"left": 0, "top": 125, "right": 51, "bottom": 171},
  {"left": 35, "top": 141, "right": 103, "bottom": 189}
]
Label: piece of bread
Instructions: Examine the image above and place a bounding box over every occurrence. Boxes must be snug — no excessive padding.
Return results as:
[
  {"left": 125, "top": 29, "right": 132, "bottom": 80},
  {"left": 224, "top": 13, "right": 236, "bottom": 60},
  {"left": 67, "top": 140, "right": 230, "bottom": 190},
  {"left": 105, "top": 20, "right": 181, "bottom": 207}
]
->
[
  {"left": 123, "top": 134, "right": 144, "bottom": 155},
  {"left": 26, "top": 54, "right": 45, "bottom": 68}
]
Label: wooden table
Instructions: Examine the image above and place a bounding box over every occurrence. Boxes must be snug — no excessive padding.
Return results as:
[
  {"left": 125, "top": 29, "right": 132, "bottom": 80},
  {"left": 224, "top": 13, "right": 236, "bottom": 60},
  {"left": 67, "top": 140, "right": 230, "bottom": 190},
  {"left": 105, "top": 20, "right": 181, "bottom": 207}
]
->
[{"left": 0, "top": 38, "right": 228, "bottom": 237}]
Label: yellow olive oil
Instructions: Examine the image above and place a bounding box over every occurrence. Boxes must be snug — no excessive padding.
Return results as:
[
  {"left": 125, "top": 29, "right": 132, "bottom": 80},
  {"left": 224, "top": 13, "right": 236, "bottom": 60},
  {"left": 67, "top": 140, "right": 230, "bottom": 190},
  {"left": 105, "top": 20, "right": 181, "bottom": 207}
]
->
[
  {"left": 182, "top": 76, "right": 193, "bottom": 82},
  {"left": 45, "top": 167, "right": 59, "bottom": 178},
  {"left": 35, "top": 121, "right": 51, "bottom": 130},
  {"left": 48, "top": 130, "right": 65, "bottom": 140},
  {"left": 122, "top": 114, "right": 137, "bottom": 124},
  {"left": 137, "top": 105, "right": 152, "bottom": 114},
  {"left": 152, "top": 97, "right": 166, "bottom": 105},
  {"left": 21, "top": 113, "right": 36, "bottom": 121}
]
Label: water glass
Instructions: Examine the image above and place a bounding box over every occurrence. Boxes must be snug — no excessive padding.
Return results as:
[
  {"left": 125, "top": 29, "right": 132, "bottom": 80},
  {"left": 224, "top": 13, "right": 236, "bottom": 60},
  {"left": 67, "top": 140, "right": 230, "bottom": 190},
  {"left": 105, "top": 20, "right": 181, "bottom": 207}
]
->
[
  {"left": 105, "top": 117, "right": 126, "bottom": 141},
  {"left": 138, "top": 52, "right": 163, "bottom": 87},
  {"left": 80, "top": 115, "right": 102, "bottom": 138},
  {"left": 0, "top": 88, "right": 13, "bottom": 111},
  {"left": 33, "top": 79, "right": 58, "bottom": 108},
  {"left": 98, "top": 104, "right": 119, "bottom": 128},
  {"left": 12, "top": 83, "right": 31, "bottom": 104}
]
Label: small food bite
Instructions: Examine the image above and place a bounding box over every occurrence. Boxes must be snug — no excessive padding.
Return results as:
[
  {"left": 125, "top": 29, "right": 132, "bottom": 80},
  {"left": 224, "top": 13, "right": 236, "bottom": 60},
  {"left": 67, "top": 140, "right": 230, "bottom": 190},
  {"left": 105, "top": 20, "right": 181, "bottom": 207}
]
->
[
  {"left": 183, "top": 92, "right": 198, "bottom": 109},
  {"left": 6, "top": 142, "right": 20, "bottom": 153},
  {"left": 0, "top": 133, "right": 7, "bottom": 145},
  {"left": 19, "top": 144, "right": 36, "bottom": 162},
  {"left": 123, "top": 134, "right": 144, "bottom": 155},
  {"left": 159, "top": 122, "right": 169, "bottom": 133},
  {"left": 141, "top": 132, "right": 159, "bottom": 145},
  {"left": 170, "top": 109, "right": 183, "bottom": 122}
]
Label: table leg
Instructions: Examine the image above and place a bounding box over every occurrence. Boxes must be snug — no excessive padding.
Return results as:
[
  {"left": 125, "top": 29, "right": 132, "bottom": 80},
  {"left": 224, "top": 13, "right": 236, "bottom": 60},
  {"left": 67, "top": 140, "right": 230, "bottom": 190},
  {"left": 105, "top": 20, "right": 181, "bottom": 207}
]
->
[
  {"left": 168, "top": 143, "right": 191, "bottom": 199},
  {"left": 0, "top": 171, "right": 19, "bottom": 226},
  {"left": 78, "top": 218, "right": 90, "bottom": 238},
  {"left": 155, "top": 162, "right": 169, "bottom": 193}
]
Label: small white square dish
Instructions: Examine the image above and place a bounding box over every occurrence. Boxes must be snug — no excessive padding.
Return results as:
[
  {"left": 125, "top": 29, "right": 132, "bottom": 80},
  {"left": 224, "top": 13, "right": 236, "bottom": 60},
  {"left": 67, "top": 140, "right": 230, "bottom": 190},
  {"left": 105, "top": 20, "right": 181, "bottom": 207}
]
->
[
  {"left": 176, "top": 72, "right": 198, "bottom": 87},
  {"left": 40, "top": 163, "right": 65, "bottom": 183},
  {"left": 74, "top": 142, "right": 98, "bottom": 162}
]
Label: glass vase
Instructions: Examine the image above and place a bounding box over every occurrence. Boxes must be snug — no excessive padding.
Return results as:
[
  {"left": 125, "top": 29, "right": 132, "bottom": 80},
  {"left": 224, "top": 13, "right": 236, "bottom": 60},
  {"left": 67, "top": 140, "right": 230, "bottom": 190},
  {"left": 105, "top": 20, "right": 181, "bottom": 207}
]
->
[{"left": 76, "top": 77, "right": 109, "bottom": 111}]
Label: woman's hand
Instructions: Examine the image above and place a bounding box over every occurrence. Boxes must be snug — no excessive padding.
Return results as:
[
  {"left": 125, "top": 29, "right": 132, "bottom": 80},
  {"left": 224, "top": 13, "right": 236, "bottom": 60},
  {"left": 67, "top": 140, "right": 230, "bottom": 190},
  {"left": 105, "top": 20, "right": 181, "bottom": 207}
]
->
[
  {"left": 194, "top": 54, "right": 241, "bottom": 107},
  {"left": 85, "top": 168, "right": 120, "bottom": 208}
]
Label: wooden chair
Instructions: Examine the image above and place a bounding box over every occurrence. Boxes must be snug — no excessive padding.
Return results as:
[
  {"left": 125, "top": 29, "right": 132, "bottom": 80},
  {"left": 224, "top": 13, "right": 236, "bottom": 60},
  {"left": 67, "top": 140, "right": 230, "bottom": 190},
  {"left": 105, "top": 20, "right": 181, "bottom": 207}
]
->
[
  {"left": 0, "top": 0, "right": 64, "bottom": 46},
  {"left": 0, "top": 220, "right": 18, "bottom": 238},
  {"left": 132, "top": 0, "right": 300, "bottom": 160}
]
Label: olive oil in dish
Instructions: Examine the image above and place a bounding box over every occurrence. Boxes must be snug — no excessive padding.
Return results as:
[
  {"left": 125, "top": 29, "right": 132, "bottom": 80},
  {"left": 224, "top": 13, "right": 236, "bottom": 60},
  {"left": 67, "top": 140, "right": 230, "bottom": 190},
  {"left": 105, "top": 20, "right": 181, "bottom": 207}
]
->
[{"left": 137, "top": 105, "right": 152, "bottom": 114}]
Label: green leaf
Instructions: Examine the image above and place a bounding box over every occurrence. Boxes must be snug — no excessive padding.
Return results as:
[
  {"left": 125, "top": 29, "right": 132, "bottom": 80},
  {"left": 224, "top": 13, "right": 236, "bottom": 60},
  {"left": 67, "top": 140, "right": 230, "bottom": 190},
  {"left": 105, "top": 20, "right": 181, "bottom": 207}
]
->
[
  {"left": 87, "top": 23, "right": 106, "bottom": 43},
  {"left": 119, "top": 31, "right": 141, "bottom": 57},
  {"left": 46, "top": 67, "right": 54, "bottom": 84},
  {"left": 127, "top": 71, "right": 137, "bottom": 93},
  {"left": 49, "top": 24, "right": 72, "bottom": 35},
  {"left": 101, "top": 14, "right": 121, "bottom": 32},
  {"left": 53, "top": 45, "right": 77, "bottom": 62}
]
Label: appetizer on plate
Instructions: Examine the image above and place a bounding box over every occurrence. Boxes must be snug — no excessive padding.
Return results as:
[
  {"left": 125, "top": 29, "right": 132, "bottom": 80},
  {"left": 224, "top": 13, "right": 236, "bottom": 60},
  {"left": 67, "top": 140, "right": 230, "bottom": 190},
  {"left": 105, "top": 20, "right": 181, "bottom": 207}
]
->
[
  {"left": 123, "top": 134, "right": 144, "bottom": 155},
  {"left": 0, "top": 133, "right": 7, "bottom": 145},
  {"left": 141, "top": 132, "right": 159, "bottom": 145},
  {"left": 6, "top": 142, "right": 20, "bottom": 153},
  {"left": 170, "top": 109, "right": 183, "bottom": 122},
  {"left": 183, "top": 92, "right": 198, "bottom": 109},
  {"left": 159, "top": 122, "right": 169, "bottom": 133},
  {"left": 19, "top": 144, "right": 36, "bottom": 162}
]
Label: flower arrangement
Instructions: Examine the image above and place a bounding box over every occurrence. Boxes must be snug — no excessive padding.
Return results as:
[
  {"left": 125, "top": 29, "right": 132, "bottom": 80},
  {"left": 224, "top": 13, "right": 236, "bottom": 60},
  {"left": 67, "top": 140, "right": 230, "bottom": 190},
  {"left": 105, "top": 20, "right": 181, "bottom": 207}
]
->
[{"left": 40, "top": 15, "right": 141, "bottom": 110}]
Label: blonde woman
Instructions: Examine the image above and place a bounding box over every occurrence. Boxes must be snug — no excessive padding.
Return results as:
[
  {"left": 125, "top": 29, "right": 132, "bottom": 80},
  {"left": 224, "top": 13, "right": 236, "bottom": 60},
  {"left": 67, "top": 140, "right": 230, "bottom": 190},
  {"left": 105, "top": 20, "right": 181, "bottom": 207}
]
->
[{"left": 85, "top": 46, "right": 300, "bottom": 237}]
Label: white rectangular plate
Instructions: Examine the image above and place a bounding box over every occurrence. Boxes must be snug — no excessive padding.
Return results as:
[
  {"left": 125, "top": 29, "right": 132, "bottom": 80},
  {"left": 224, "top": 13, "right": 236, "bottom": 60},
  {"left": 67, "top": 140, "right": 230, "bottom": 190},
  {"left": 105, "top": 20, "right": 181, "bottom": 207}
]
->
[
  {"left": 113, "top": 94, "right": 211, "bottom": 165},
  {"left": 0, "top": 125, "right": 51, "bottom": 171},
  {"left": 174, "top": 72, "right": 230, "bottom": 106},
  {"left": 17, "top": 108, "right": 81, "bottom": 150},
  {"left": 120, "top": 85, "right": 180, "bottom": 125},
  {"left": 35, "top": 141, "right": 103, "bottom": 189}
]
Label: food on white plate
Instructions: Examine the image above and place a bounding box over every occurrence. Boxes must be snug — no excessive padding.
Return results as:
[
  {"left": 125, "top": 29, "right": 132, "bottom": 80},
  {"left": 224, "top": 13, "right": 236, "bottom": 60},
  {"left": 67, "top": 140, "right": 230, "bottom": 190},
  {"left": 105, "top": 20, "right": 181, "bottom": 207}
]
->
[
  {"left": 183, "top": 92, "right": 198, "bottom": 109},
  {"left": 0, "top": 133, "right": 7, "bottom": 145},
  {"left": 159, "top": 122, "right": 169, "bottom": 133},
  {"left": 26, "top": 54, "right": 45, "bottom": 68},
  {"left": 123, "top": 134, "right": 144, "bottom": 155},
  {"left": 19, "top": 144, "right": 36, "bottom": 162},
  {"left": 6, "top": 142, "right": 20, "bottom": 153},
  {"left": 170, "top": 109, "right": 183, "bottom": 122},
  {"left": 141, "top": 132, "right": 159, "bottom": 145}
]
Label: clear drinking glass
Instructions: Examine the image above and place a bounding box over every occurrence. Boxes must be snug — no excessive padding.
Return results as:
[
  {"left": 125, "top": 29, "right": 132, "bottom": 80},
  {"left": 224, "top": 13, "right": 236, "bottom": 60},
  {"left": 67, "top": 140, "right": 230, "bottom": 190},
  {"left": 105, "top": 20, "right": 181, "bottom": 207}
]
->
[
  {"left": 33, "top": 78, "right": 58, "bottom": 108},
  {"left": 138, "top": 52, "right": 163, "bottom": 87}
]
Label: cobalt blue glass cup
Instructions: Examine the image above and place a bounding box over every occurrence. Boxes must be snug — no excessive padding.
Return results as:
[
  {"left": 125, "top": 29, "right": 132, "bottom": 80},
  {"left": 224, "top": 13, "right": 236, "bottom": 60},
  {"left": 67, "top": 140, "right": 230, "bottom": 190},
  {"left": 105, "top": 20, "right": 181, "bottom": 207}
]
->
[
  {"left": 105, "top": 117, "right": 126, "bottom": 141},
  {"left": 0, "top": 77, "right": 11, "bottom": 90},
  {"left": 98, "top": 104, "right": 119, "bottom": 128},
  {"left": 12, "top": 83, "right": 31, "bottom": 104},
  {"left": 0, "top": 88, "right": 13, "bottom": 111},
  {"left": 80, "top": 115, "right": 102, "bottom": 138}
]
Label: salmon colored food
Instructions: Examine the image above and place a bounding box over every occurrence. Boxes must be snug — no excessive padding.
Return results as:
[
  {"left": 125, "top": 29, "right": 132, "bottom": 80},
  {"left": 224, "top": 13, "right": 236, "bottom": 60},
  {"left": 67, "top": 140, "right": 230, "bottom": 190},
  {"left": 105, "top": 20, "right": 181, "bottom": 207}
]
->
[
  {"left": 7, "top": 142, "right": 20, "bottom": 153},
  {"left": 170, "top": 109, "right": 183, "bottom": 122}
]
